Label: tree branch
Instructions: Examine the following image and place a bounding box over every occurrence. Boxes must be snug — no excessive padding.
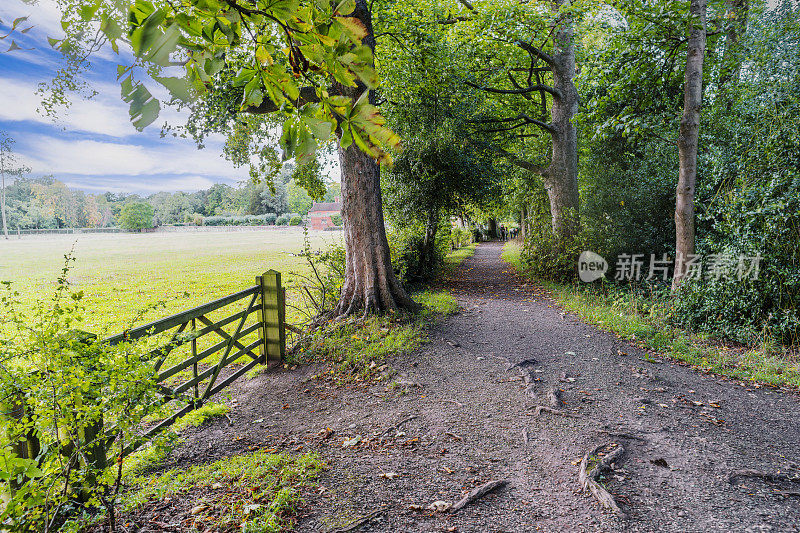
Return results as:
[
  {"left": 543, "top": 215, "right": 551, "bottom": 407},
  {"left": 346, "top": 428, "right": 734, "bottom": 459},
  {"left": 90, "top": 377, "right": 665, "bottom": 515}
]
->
[
  {"left": 479, "top": 142, "right": 548, "bottom": 174},
  {"left": 465, "top": 80, "right": 561, "bottom": 99},
  {"left": 245, "top": 86, "right": 320, "bottom": 114},
  {"left": 472, "top": 113, "right": 556, "bottom": 136},
  {"left": 516, "top": 41, "right": 555, "bottom": 67}
]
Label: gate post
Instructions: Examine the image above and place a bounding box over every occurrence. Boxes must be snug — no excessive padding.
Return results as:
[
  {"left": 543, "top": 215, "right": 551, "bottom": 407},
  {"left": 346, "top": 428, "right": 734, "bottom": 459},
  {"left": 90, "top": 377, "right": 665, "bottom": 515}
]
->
[{"left": 258, "top": 270, "right": 286, "bottom": 365}]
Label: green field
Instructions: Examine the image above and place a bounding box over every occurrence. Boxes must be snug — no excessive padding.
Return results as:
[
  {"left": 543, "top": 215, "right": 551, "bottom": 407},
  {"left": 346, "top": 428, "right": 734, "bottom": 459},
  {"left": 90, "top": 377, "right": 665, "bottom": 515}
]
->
[{"left": 0, "top": 228, "right": 341, "bottom": 335}]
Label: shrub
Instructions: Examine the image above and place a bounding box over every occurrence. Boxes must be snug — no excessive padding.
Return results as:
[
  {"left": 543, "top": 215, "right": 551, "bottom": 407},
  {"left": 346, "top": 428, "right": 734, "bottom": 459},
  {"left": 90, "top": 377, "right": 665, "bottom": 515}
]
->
[
  {"left": 450, "top": 227, "right": 472, "bottom": 249},
  {"left": 330, "top": 213, "right": 342, "bottom": 226},
  {"left": 0, "top": 258, "right": 162, "bottom": 530},
  {"left": 118, "top": 202, "right": 154, "bottom": 230},
  {"left": 388, "top": 224, "right": 449, "bottom": 286},
  {"left": 276, "top": 214, "right": 290, "bottom": 226},
  {"left": 289, "top": 215, "right": 303, "bottom": 226}
]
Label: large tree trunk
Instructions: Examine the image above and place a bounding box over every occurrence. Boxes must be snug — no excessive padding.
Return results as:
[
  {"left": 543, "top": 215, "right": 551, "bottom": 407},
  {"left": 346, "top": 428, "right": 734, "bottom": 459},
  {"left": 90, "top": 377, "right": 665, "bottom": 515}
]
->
[
  {"left": 332, "top": 0, "right": 416, "bottom": 317},
  {"left": 543, "top": 1, "right": 580, "bottom": 244},
  {"left": 673, "top": 0, "right": 707, "bottom": 290}
]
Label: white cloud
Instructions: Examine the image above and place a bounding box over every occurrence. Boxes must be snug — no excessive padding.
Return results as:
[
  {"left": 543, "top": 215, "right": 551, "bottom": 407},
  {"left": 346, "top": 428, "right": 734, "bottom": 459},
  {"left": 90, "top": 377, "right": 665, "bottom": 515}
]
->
[
  {"left": 25, "top": 135, "right": 248, "bottom": 179},
  {"left": 63, "top": 175, "right": 224, "bottom": 194},
  {"left": 0, "top": 77, "right": 141, "bottom": 137}
]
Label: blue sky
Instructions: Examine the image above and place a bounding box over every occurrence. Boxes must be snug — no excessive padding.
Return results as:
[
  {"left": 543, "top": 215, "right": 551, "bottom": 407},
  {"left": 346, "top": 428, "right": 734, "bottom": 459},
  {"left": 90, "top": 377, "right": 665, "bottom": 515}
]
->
[{"left": 0, "top": 0, "right": 319, "bottom": 195}]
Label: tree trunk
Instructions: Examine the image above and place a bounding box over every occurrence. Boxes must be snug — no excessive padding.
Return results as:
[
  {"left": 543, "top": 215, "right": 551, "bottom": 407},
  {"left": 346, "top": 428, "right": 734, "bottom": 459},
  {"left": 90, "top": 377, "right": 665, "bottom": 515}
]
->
[
  {"left": 488, "top": 218, "right": 498, "bottom": 239},
  {"left": 1, "top": 170, "right": 8, "bottom": 240},
  {"left": 332, "top": 0, "right": 416, "bottom": 317},
  {"left": 422, "top": 211, "right": 439, "bottom": 273},
  {"left": 544, "top": 1, "right": 580, "bottom": 244},
  {"left": 673, "top": 0, "right": 707, "bottom": 290},
  {"left": 519, "top": 205, "right": 527, "bottom": 241}
]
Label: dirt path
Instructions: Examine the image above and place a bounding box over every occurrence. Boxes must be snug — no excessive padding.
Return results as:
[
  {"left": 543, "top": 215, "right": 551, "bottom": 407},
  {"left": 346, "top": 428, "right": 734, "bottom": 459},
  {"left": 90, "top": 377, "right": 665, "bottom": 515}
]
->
[{"left": 171, "top": 242, "right": 800, "bottom": 532}]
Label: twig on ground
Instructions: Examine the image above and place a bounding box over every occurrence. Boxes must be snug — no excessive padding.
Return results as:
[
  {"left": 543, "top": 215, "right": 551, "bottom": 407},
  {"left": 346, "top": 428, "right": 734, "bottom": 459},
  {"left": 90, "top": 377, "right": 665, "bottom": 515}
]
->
[
  {"left": 380, "top": 415, "right": 417, "bottom": 437},
  {"left": 445, "top": 431, "right": 463, "bottom": 441},
  {"left": 450, "top": 480, "right": 509, "bottom": 512},
  {"left": 508, "top": 358, "right": 537, "bottom": 371},
  {"left": 579, "top": 443, "right": 625, "bottom": 517},
  {"left": 522, "top": 427, "right": 530, "bottom": 444},
  {"left": 325, "top": 506, "right": 388, "bottom": 533},
  {"left": 443, "top": 399, "right": 464, "bottom": 407},
  {"left": 600, "top": 430, "right": 647, "bottom": 442},
  {"left": 534, "top": 405, "right": 581, "bottom": 418}
]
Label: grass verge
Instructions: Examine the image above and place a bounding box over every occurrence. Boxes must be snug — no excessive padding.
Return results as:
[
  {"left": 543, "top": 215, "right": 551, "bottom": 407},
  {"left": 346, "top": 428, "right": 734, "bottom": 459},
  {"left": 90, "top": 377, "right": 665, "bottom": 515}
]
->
[
  {"left": 289, "top": 243, "right": 474, "bottom": 383},
  {"left": 121, "top": 450, "right": 323, "bottom": 532},
  {"left": 502, "top": 242, "right": 800, "bottom": 389}
]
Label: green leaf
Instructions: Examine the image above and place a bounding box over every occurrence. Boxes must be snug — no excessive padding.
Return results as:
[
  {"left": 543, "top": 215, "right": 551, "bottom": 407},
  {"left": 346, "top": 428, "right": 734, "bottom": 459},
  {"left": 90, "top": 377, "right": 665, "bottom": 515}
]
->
[
  {"left": 268, "top": 0, "right": 301, "bottom": 20},
  {"left": 79, "top": 4, "right": 100, "bottom": 22},
  {"left": 334, "top": 0, "right": 356, "bottom": 16},
  {"left": 154, "top": 76, "right": 194, "bottom": 102},
  {"left": 304, "top": 118, "right": 333, "bottom": 141},
  {"left": 333, "top": 16, "right": 368, "bottom": 41},
  {"left": 11, "top": 16, "right": 29, "bottom": 30}
]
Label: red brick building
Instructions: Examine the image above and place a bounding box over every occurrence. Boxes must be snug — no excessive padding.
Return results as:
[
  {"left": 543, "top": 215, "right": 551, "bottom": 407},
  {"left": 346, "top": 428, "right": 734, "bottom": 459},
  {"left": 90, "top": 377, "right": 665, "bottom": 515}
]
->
[{"left": 307, "top": 199, "right": 342, "bottom": 230}]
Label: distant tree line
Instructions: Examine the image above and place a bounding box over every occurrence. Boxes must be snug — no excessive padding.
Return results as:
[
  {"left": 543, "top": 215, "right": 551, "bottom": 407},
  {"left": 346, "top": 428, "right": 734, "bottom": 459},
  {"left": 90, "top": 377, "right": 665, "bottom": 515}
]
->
[{"left": 2, "top": 168, "right": 340, "bottom": 230}]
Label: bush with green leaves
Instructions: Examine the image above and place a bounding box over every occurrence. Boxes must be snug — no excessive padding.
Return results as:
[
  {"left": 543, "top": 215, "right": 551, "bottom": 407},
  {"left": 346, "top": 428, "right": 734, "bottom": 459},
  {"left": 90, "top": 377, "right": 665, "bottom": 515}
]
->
[
  {"left": 330, "top": 213, "right": 342, "bottom": 226},
  {"left": 671, "top": 5, "right": 800, "bottom": 345},
  {"left": 0, "top": 257, "right": 163, "bottom": 531},
  {"left": 276, "top": 214, "right": 290, "bottom": 226},
  {"left": 387, "top": 223, "right": 450, "bottom": 286},
  {"left": 449, "top": 227, "right": 472, "bottom": 250},
  {"left": 289, "top": 215, "right": 303, "bottom": 226},
  {"left": 118, "top": 202, "right": 154, "bottom": 231},
  {"left": 201, "top": 213, "right": 277, "bottom": 226}
]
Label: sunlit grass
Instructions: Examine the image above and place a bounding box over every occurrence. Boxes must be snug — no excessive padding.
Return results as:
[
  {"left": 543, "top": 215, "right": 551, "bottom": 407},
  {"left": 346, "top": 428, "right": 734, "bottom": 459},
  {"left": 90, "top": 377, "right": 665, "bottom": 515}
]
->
[{"left": 0, "top": 229, "right": 340, "bottom": 334}]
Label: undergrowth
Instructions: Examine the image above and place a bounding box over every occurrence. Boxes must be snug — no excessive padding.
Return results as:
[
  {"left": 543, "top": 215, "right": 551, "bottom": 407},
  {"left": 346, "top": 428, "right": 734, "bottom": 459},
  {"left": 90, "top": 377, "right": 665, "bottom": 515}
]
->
[
  {"left": 502, "top": 242, "right": 800, "bottom": 389},
  {"left": 285, "top": 243, "right": 471, "bottom": 383}
]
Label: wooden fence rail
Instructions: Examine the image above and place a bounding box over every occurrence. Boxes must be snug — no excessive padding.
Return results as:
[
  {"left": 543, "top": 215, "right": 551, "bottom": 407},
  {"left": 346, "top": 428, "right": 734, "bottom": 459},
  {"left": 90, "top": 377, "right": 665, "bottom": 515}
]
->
[{"left": 109, "top": 270, "right": 287, "bottom": 451}]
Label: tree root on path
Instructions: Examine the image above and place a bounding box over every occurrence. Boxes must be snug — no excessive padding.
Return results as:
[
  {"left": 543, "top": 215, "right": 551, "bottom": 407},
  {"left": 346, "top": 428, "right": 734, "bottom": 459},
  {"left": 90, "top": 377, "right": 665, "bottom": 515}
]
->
[
  {"left": 534, "top": 405, "right": 581, "bottom": 418},
  {"left": 379, "top": 416, "right": 417, "bottom": 439},
  {"left": 547, "top": 388, "right": 562, "bottom": 408},
  {"left": 324, "top": 506, "right": 388, "bottom": 533},
  {"left": 508, "top": 358, "right": 537, "bottom": 371},
  {"left": 579, "top": 442, "right": 626, "bottom": 517},
  {"left": 450, "top": 480, "right": 510, "bottom": 512},
  {"left": 729, "top": 469, "right": 800, "bottom": 485}
]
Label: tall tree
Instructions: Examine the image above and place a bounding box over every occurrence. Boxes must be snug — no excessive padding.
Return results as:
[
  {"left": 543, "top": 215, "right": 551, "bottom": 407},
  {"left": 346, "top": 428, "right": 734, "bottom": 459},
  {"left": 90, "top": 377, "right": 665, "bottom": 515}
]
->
[
  {"left": 673, "top": 0, "right": 707, "bottom": 289},
  {"left": 0, "top": 134, "right": 30, "bottom": 239},
  {"left": 53, "top": 0, "right": 412, "bottom": 317},
  {"left": 331, "top": 0, "right": 416, "bottom": 316},
  {"left": 465, "top": 0, "right": 581, "bottom": 244}
]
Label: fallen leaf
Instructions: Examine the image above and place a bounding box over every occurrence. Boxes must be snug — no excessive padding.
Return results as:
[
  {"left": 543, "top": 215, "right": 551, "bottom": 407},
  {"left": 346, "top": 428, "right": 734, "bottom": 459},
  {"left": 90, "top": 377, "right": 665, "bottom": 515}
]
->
[{"left": 342, "top": 435, "right": 362, "bottom": 448}]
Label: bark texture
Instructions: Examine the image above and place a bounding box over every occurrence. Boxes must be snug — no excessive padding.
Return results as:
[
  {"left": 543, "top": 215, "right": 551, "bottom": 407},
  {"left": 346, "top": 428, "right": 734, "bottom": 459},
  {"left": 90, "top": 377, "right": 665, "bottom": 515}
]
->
[
  {"left": 332, "top": 0, "right": 416, "bottom": 317},
  {"left": 673, "top": 0, "right": 707, "bottom": 290},
  {"left": 543, "top": 3, "right": 580, "bottom": 244}
]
